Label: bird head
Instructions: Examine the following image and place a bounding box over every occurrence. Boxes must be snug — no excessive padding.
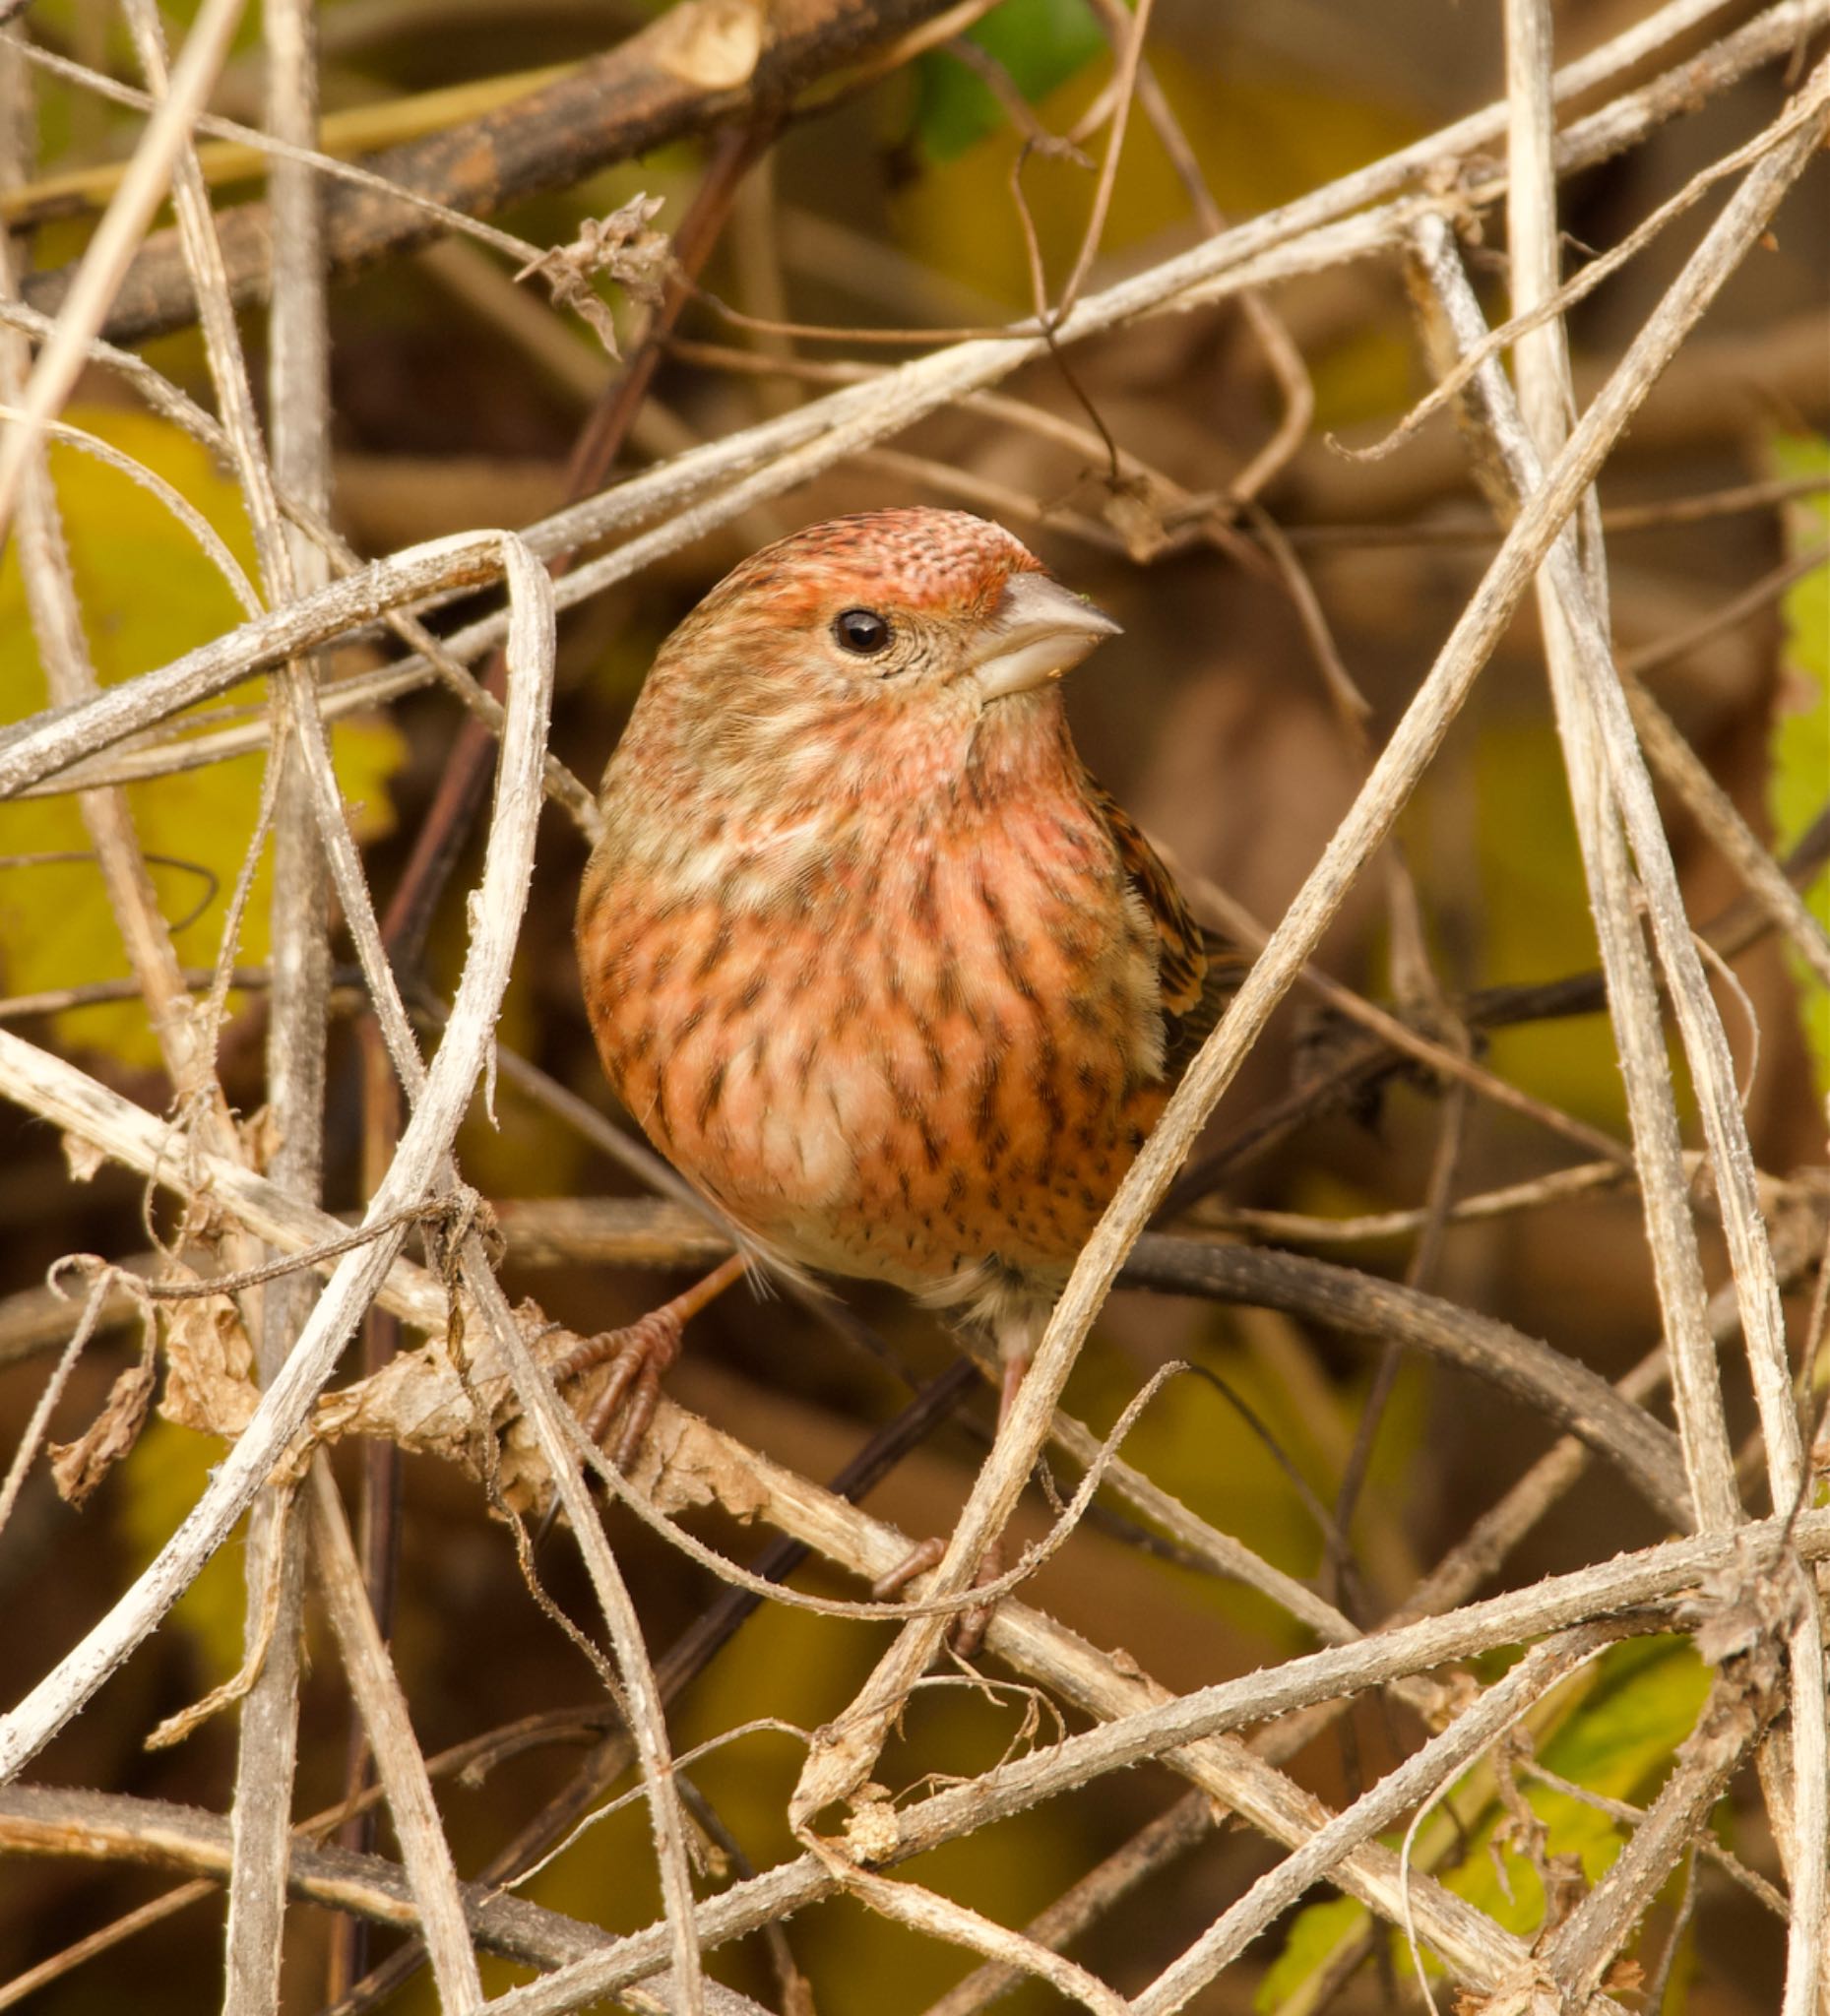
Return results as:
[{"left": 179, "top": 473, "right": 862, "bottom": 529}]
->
[{"left": 620, "top": 509, "right": 1121, "bottom": 815}]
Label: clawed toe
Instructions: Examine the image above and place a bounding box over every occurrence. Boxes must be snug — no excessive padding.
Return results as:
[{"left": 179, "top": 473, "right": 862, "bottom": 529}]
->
[
  {"left": 552, "top": 1307, "right": 684, "bottom": 1472},
  {"left": 870, "top": 1535, "right": 1004, "bottom": 1657},
  {"left": 871, "top": 1537, "right": 945, "bottom": 1602},
  {"left": 950, "top": 1539, "right": 1004, "bottom": 1659}
]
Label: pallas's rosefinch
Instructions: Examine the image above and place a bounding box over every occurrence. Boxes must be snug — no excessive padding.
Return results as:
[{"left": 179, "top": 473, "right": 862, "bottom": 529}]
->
[{"left": 575, "top": 508, "right": 1232, "bottom": 1457}]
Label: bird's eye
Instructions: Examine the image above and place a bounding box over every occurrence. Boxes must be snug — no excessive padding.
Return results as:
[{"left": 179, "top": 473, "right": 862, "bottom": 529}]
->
[{"left": 832, "top": 607, "right": 893, "bottom": 657}]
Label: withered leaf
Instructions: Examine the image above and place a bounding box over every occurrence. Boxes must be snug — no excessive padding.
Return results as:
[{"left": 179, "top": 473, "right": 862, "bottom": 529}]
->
[
  {"left": 51, "top": 1350, "right": 156, "bottom": 1506},
  {"left": 158, "top": 1292, "right": 258, "bottom": 1439}
]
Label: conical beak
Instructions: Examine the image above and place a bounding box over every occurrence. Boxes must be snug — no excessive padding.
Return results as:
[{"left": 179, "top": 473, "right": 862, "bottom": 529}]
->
[{"left": 970, "top": 572, "right": 1122, "bottom": 701}]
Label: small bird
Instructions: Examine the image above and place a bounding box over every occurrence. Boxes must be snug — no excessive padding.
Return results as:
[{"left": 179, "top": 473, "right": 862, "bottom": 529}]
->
[{"left": 574, "top": 508, "right": 1234, "bottom": 1480}]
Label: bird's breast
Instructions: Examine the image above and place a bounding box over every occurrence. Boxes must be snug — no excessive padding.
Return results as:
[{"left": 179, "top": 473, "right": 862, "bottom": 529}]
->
[{"left": 578, "top": 792, "right": 1166, "bottom": 1294}]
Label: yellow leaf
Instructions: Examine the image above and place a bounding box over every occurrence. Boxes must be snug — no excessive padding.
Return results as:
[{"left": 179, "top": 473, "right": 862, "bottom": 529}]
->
[{"left": 0, "top": 408, "right": 405, "bottom": 1068}]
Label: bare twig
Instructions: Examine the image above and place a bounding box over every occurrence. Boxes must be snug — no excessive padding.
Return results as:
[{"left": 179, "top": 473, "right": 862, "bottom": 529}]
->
[
  {"left": 1416, "top": 29, "right": 1830, "bottom": 1990},
  {"left": 15, "top": 0, "right": 972, "bottom": 346},
  {"left": 0, "top": 0, "right": 246, "bottom": 536},
  {"left": 0, "top": 531, "right": 554, "bottom": 1783},
  {"left": 1132, "top": 1627, "right": 1618, "bottom": 2013}
]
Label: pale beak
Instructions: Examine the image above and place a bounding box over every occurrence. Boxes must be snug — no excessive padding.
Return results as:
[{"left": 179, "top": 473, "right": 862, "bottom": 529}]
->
[{"left": 970, "top": 572, "right": 1122, "bottom": 701}]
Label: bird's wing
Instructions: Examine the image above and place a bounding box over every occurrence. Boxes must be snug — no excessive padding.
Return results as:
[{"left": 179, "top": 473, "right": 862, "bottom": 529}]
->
[{"left": 1079, "top": 773, "right": 1247, "bottom": 1081}]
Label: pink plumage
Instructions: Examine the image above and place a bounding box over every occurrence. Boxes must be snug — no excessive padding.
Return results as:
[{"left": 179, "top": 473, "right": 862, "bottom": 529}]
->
[{"left": 578, "top": 509, "right": 1231, "bottom": 1361}]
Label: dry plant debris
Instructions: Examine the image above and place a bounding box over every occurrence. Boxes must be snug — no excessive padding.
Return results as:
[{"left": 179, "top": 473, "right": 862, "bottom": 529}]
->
[{"left": 0, "top": 0, "right": 1827, "bottom": 2011}]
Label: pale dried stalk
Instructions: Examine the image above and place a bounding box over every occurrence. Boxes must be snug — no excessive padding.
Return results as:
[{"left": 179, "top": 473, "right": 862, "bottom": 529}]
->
[
  {"left": 804, "top": 1859, "right": 1129, "bottom": 2016},
  {"left": 0, "top": 279, "right": 598, "bottom": 823},
  {"left": 1498, "top": 0, "right": 1738, "bottom": 1535},
  {"left": 0, "top": 1031, "right": 456, "bottom": 1327},
  {"left": 0, "top": 0, "right": 245, "bottom": 533},
  {"left": 1539, "top": 1660, "right": 1778, "bottom": 2003},
  {"left": 0, "top": 1030, "right": 1695, "bottom": 1549},
  {"left": 0, "top": 989, "right": 1744, "bottom": 2009},
  {"left": 0, "top": 99, "right": 244, "bottom": 1159},
  {"left": 10, "top": 36, "right": 550, "bottom": 274},
  {"left": 0, "top": 531, "right": 522, "bottom": 797},
  {"left": 918, "top": 1796, "right": 1213, "bottom": 2016},
  {"left": 1083, "top": 0, "right": 1314, "bottom": 508},
  {"left": 95, "top": 0, "right": 334, "bottom": 1992},
  {"left": 234, "top": 543, "right": 702, "bottom": 1994},
  {"left": 1, "top": 50, "right": 314, "bottom": 1991},
  {"left": 1053, "top": 0, "right": 1153, "bottom": 320},
  {"left": 1132, "top": 1627, "right": 1618, "bottom": 2013},
  {"left": 0, "top": 57, "right": 229, "bottom": 1541},
  {"left": 221, "top": 605, "right": 706, "bottom": 2000},
  {"left": 3, "top": 4, "right": 1813, "bottom": 1999},
  {"left": 309, "top": 1463, "right": 482, "bottom": 2008},
  {"left": 0, "top": 1789, "right": 769, "bottom": 2016},
  {"left": 1039, "top": 1406, "right": 1359, "bottom": 1643},
  {"left": 1420, "top": 33, "right": 1830, "bottom": 1990},
  {"left": 0, "top": 1273, "right": 116, "bottom": 1538},
  {"left": 1620, "top": 662, "right": 1830, "bottom": 991},
  {"left": 1171, "top": 1257, "right": 1795, "bottom": 1930},
  {"left": 488, "top": 1440, "right": 1830, "bottom": 2016},
  {"left": 237, "top": 0, "right": 329, "bottom": 1969},
  {"left": 459, "top": 1256, "right": 708, "bottom": 2015},
  {"left": 0, "top": 531, "right": 553, "bottom": 1784},
  {"left": 1182, "top": 868, "right": 1630, "bottom": 1166},
  {"left": 0, "top": 1077, "right": 1777, "bottom": 2010},
  {"left": 0, "top": 988, "right": 1696, "bottom": 1634}
]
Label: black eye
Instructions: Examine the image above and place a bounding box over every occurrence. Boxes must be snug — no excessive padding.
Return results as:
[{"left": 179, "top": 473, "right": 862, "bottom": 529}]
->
[{"left": 833, "top": 607, "right": 892, "bottom": 656}]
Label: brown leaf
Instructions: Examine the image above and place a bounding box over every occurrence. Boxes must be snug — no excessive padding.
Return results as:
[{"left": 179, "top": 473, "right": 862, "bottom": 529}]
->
[
  {"left": 312, "top": 1303, "right": 775, "bottom": 1528},
  {"left": 312, "top": 1298, "right": 505, "bottom": 1476},
  {"left": 50, "top": 1348, "right": 156, "bottom": 1506},
  {"left": 627, "top": 1400, "right": 771, "bottom": 1523},
  {"left": 514, "top": 192, "right": 671, "bottom": 357},
  {"left": 158, "top": 1292, "right": 258, "bottom": 1439}
]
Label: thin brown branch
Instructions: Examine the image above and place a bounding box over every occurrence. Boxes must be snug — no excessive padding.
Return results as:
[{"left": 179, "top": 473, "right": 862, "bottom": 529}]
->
[{"left": 16, "top": 0, "right": 970, "bottom": 346}]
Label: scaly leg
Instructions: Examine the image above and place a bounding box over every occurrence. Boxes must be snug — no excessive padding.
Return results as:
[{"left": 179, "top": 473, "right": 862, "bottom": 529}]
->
[
  {"left": 872, "top": 1342, "right": 1033, "bottom": 1656},
  {"left": 549, "top": 1251, "right": 748, "bottom": 1472}
]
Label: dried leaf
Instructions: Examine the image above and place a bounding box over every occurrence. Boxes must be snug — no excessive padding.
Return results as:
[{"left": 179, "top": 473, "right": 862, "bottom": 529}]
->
[
  {"left": 158, "top": 1290, "right": 258, "bottom": 1439},
  {"left": 312, "top": 1301, "right": 503, "bottom": 1473},
  {"left": 628, "top": 1399, "right": 771, "bottom": 1522},
  {"left": 516, "top": 194, "right": 671, "bottom": 358},
  {"left": 312, "top": 1303, "right": 775, "bottom": 1529},
  {"left": 50, "top": 1342, "right": 156, "bottom": 1505}
]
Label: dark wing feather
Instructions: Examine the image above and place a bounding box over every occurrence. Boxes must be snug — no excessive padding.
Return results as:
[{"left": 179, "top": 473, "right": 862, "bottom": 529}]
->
[
  {"left": 1160, "top": 931, "right": 1249, "bottom": 1082},
  {"left": 1080, "top": 773, "right": 1247, "bottom": 1083}
]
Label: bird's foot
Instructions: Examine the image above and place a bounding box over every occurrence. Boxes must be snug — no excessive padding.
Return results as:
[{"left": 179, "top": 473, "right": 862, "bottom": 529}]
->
[
  {"left": 870, "top": 1538, "right": 943, "bottom": 1602},
  {"left": 549, "top": 1306, "right": 684, "bottom": 1473},
  {"left": 871, "top": 1534, "right": 1005, "bottom": 1658},
  {"left": 546, "top": 1251, "right": 748, "bottom": 1479}
]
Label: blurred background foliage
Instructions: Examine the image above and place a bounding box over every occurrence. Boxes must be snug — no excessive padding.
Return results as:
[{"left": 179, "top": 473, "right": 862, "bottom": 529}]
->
[{"left": 0, "top": 1, "right": 1826, "bottom": 2011}]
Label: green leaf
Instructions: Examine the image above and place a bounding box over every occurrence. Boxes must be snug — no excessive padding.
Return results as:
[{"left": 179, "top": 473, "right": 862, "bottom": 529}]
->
[
  {"left": 0, "top": 408, "right": 406, "bottom": 1069},
  {"left": 1255, "top": 1891, "right": 1364, "bottom": 2009},
  {"left": 914, "top": 0, "right": 1107, "bottom": 161},
  {"left": 1766, "top": 430, "right": 1830, "bottom": 1096},
  {"left": 1443, "top": 1639, "right": 1710, "bottom": 1938},
  {"left": 1257, "top": 1640, "right": 1710, "bottom": 2005}
]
